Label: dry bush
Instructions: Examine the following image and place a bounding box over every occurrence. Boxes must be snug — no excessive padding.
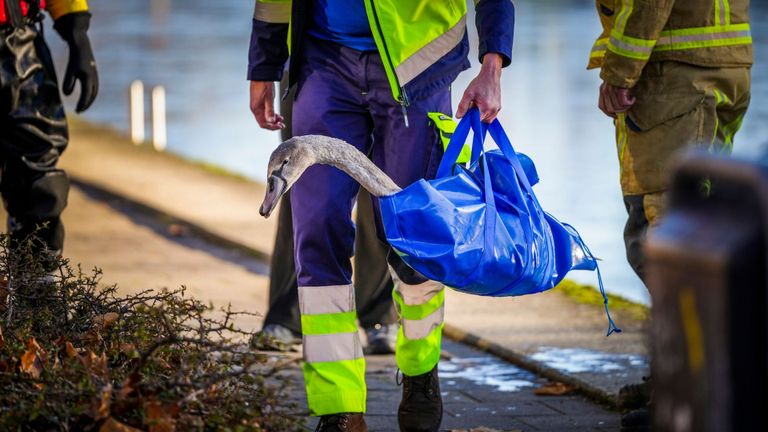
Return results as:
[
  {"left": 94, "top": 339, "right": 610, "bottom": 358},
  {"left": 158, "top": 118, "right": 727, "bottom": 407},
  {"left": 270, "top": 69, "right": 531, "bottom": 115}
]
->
[{"left": 0, "top": 234, "right": 300, "bottom": 431}]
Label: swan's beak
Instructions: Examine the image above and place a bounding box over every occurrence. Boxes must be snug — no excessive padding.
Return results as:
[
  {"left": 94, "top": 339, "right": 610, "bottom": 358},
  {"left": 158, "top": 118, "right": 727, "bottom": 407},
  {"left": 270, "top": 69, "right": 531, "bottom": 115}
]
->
[{"left": 260, "top": 174, "right": 287, "bottom": 218}]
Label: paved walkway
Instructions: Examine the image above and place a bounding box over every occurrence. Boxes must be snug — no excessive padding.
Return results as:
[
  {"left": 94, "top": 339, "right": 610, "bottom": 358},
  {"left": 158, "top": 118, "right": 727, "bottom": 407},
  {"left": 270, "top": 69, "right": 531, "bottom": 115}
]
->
[
  {"left": 41, "top": 179, "right": 620, "bottom": 431},
  {"left": 49, "top": 120, "right": 653, "bottom": 428}
]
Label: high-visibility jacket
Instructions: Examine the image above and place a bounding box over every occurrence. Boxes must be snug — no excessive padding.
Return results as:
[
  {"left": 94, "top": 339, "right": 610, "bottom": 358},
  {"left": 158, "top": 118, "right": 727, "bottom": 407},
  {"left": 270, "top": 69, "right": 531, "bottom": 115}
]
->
[
  {"left": 248, "top": 0, "right": 515, "bottom": 104},
  {"left": 0, "top": 0, "right": 88, "bottom": 24},
  {"left": 588, "top": 0, "right": 753, "bottom": 88}
]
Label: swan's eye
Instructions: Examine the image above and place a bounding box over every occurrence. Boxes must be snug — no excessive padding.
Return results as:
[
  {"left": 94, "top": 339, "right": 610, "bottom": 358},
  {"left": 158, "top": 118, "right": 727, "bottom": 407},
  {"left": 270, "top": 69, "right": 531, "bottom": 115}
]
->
[{"left": 282, "top": 158, "right": 289, "bottom": 166}]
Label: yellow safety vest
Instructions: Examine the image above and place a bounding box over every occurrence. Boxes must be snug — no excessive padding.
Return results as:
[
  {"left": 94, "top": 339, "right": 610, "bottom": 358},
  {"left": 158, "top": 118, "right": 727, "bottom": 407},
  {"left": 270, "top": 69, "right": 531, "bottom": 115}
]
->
[{"left": 588, "top": 0, "right": 752, "bottom": 88}]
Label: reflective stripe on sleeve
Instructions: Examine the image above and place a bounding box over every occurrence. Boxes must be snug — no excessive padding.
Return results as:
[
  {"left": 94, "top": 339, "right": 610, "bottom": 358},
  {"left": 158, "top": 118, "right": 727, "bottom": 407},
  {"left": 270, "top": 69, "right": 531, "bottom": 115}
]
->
[
  {"left": 394, "top": 15, "right": 466, "bottom": 86},
  {"left": 253, "top": 0, "right": 290, "bottom": 23},
  {"left": 299, "top": 284, "right": 355, "bottom": 315},
  {"left": 590, "top": 37, "right": 608, "bottom": 59},
  {"left": 608, "top": 31, "right": 655, "bottom": 60},
  {"left": 304, "top": 332, "right": 364, "bottom": 363}
]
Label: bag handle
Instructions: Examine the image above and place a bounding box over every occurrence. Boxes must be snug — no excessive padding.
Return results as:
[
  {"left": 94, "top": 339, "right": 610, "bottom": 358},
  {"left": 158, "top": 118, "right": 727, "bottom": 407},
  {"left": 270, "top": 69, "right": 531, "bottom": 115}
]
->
[{"left": 436, "top": 109, "right": 486, "bottom": 179}]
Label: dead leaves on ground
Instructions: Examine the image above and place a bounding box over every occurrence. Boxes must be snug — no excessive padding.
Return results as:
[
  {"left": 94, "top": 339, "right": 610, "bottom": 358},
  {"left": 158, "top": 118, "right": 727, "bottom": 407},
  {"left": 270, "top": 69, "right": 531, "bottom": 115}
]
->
[
  {"left": 20, "top": 337, "right": 46, "bottom": 379},
  {"left": 534, "top": 381, "right": 577, "bottom": 396}
]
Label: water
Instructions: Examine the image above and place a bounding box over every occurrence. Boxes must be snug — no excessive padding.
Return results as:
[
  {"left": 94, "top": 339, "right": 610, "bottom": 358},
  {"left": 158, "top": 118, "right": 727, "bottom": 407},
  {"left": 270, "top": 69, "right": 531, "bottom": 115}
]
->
[
  {"left": 44, "top": 0, "right": 768, "bottom": 304},
  {"left": 531, "top": 347, "right": 648, "bottom": 374},
  {"left": 439, "top": 356, "right": 537, "bottom": 393}
]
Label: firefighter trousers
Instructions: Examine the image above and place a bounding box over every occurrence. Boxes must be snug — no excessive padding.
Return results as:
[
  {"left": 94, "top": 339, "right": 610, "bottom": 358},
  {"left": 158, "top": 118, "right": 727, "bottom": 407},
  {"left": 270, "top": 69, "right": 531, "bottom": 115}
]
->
[{"left": 615, "top": 61, "right": 751, "bottom": 281}]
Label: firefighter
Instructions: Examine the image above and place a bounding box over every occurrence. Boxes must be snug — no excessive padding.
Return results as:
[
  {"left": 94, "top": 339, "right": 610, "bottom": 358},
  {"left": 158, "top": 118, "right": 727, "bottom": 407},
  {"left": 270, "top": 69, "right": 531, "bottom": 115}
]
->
[
  {"left": 589, "top": 0, "right": 752, "bottom": 430},
  {"left": 0, "top": 0, "right": 97, "bottom": 261},
  {"left": 248, "top": 1, "right": 514, "bottom": 430}
]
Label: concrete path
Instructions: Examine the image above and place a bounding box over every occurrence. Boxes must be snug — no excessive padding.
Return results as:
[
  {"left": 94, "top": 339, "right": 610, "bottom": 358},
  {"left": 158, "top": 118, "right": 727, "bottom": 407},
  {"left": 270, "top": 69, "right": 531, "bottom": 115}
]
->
[{"left": 60, "top": 120, "right": 648, "bottom": 402}]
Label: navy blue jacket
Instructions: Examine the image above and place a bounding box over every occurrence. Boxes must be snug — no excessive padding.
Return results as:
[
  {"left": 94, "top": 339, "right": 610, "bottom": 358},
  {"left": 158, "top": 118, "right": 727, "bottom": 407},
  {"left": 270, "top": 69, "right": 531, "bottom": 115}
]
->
[{"left": 248, "top": 0, "right": 514, "bottom": 102}]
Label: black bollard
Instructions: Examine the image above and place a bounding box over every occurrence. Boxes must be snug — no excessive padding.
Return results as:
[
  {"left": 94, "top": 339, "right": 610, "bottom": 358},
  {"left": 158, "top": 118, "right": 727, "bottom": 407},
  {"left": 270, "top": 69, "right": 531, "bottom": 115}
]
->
[{"left": 646, "top": 152, "right": 768, "bottom": 432}]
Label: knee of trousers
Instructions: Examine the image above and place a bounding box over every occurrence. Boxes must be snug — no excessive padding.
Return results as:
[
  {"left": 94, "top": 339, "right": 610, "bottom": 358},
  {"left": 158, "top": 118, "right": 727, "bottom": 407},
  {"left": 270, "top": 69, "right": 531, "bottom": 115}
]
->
[
  {"left": 4, "top": 170, "right": 70, "bottom": 220},
  {"left": 392, "top": 280, "right": 445, "bottom": 340}
]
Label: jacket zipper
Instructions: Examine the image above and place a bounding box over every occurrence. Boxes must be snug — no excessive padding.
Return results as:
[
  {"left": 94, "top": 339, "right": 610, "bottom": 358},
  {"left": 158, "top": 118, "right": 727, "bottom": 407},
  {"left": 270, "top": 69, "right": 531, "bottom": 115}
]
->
[{"left": 366, "top": 0, "right": 410, "bottom": 127}]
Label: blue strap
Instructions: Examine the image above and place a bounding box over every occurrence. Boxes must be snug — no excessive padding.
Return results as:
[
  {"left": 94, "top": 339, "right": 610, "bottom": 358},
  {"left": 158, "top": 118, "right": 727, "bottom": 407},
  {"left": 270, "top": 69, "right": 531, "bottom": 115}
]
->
[
  {"left": 437, "top": 109, "right": 485, "bottom": 178},
  {"left": 568, "top": 228, "right": 622, "bottom": 336}
]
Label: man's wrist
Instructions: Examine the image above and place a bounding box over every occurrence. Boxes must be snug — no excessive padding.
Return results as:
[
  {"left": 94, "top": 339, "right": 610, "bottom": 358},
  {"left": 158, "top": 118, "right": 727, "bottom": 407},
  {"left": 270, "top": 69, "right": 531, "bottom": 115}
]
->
[{"left": 480, "top": 53, "right": 503, "bottom": 79}]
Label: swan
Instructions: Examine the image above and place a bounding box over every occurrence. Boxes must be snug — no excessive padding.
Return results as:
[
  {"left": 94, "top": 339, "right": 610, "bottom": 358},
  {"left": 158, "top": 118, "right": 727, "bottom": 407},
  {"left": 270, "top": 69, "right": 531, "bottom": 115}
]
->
[{"left": 259, "top": 135, "right": 401, "bottom": 217}]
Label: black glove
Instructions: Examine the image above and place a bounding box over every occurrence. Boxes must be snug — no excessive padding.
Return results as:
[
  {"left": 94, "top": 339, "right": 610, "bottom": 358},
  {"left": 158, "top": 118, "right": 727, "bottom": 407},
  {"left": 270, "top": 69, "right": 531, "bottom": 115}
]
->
[{"left": 54, "top": 12, "right": 99, "bottom": 113}]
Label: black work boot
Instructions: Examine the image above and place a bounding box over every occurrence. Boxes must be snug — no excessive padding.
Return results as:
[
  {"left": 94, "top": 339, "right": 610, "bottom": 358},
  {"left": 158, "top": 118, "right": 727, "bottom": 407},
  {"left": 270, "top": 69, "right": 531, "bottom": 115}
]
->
[
  {"left": 315, "top": 413, "right": 367, "bottom": 432},
  {"left": 398, "top": 366, "right": 442, "bottom": 432}
]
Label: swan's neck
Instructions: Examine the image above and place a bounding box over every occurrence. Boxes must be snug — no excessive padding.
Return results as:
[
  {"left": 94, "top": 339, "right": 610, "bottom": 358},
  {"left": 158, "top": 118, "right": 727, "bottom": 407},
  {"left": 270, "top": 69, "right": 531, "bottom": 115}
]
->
[{"left": 309, "top": 136, "right": 401, "bottom": 197}]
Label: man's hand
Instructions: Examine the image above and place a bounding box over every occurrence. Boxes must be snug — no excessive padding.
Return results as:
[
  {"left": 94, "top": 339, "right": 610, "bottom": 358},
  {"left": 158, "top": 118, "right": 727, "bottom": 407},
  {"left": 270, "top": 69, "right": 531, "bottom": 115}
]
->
[
  {"left": 456, "top": 53, "right": 503, "bottom": 123},
  {"left": 54, "top": 12, "right": 99, "bottom": 113},
  {"left": 598, "top": 82, "right": 636, "bottom": 118},
  {"left": 250, "top": 81, "right": 285, "bottom": 130}
]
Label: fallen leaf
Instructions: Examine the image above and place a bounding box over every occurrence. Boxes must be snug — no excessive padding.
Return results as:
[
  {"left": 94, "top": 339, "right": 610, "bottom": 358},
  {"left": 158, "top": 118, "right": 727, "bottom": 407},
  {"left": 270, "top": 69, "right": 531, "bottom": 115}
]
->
[
  {"left": 99, "top": 417, "right": 143, "bottom": 432},
  {"left": 65, "top": 342, "right": 79, "bottom": 359},
  {"left": 145, "top": 399, "right": 179, "bottom": 432},
  {"left": 20, "top": 338, "right": 45, "bottom": 379},
  {"left": 94, "top": 312, "right": 120, "bottom": 329},
  {"left": 120, "top": 343, "right": 137, "bottom": 357},
  {"left": 119, "top": 373, "right": 141, "bottom": 399},
  {"left": 168, "top": 224, "right": 189, "bottom": 237},
  {"left": 534, "top": 381, "right": 576, "bottom": 396},
  {"left": 89, "top": 384, "right": 113, "bottom": 421}
]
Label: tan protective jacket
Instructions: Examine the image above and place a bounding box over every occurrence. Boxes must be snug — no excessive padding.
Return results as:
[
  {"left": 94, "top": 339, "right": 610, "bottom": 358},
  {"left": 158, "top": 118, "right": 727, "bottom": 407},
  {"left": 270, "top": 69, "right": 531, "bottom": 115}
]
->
[{"left": 588, "top": 0, "right": 753, "bottom": 88}]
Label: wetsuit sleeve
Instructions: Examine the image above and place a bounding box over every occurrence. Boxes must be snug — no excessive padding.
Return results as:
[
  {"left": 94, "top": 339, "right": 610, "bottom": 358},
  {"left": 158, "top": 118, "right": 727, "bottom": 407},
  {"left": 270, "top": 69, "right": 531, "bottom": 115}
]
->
[
  {"left": 248, "top": 1, "right": 291, "bottom": 81},
  {"left": 600, "top": 0, "right": 674, "bottom": 88},
  {"left": 474, "top": 0, "right": 515, "bottom": 67},
  {"left": 46, "top": 0, "right": 89, "bottom": 21}
]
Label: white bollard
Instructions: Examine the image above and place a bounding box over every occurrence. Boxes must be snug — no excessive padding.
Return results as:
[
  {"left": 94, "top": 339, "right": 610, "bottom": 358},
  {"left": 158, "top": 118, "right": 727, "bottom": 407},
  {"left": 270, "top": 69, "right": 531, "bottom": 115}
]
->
[
  {"left": 129, "top": 80, "right": 145, "bottom": 145},
  {"left": 151, "top": 86, "right": 167, "bottom": 152}
]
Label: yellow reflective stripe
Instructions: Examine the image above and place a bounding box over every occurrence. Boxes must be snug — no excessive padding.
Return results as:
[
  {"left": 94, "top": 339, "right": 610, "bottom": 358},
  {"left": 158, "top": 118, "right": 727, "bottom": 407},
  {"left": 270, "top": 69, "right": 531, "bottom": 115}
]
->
[
  {"left": 714, "top": 0, "right": 731, "bottom": 26},
  {"left": 614, "top": 0, "right": 634, "bottom": 35},
  {"left": 654, "top": 36, "right": 751, "bottom": 52},
  {"left": 724, "top": 0, "right": 731, "bottom": 26},
  {"left": 607, "top": 43, "right": 651, "bottom": 60},
  {"left": 617, "top": 113, "right": 628, "bottom": 166},
  {"left": 655, "top": 24, "right": 751, "bottom": 51},
  {"left": 722, "top": 113, "right": 745, "bottom": 151},
  {"left": 253, "top": 0, "right": 291, "bottom": 24},
  {"left": 608, "top": 30, "right": 655, "bottom": 60},
  {"left": 590, "top": 37, "right": 608, "bottom": 58},
  {"left": 659, "top": 23, "right": 749, "bottom": 37},
  {"left": 714, "top": 0, "right": 722, "bottom": 26},
  {"left": 47, "top": 0, "right": 89, "bottom": 21},
  {"left": 394, "top": 15, "right": 466, "bottom": 86}
]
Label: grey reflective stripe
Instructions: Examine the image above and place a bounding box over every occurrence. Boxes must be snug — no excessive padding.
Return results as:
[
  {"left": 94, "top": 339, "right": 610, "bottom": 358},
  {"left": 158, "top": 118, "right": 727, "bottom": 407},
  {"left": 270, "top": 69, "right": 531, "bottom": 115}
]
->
[
  {"left": 609, "top": 36, "right": 654, "bottom": 55},
  {"left": 304, "top": 332, "right": 363, "bottom": 363},
  {"left": 395, "top": 280, "right": 443, "bottom": 306},
  {"left": 299, "top": 285, "right": 355, "bottom": 315},
  {"left": 402, "top": 305, "right": 444, "bottom": 340},
  {"left": 656, "top": 30, "right": 751, "bottom": 48},
  {"left": 253, "top": 1, "right": 291, "bottom": 24},
  {"left": 716, "top": 0, "right": 727, "bottom": 26},
  {"left": 394, "top": 16, "right": 466, "bottom": 86}
]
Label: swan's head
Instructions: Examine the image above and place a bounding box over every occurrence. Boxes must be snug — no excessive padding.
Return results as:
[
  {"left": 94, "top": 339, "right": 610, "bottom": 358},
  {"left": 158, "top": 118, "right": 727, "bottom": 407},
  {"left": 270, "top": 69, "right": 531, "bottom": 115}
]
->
[{"left": 260, "top": 137, "right": 318, "bottom": 218}]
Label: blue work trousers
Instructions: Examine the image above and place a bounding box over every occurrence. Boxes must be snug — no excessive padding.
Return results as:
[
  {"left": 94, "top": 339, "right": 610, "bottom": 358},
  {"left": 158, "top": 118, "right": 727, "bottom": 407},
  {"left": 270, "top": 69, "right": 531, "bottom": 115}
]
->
[{"left": 290, "top": 36, "right": 452, "bottom": 288}]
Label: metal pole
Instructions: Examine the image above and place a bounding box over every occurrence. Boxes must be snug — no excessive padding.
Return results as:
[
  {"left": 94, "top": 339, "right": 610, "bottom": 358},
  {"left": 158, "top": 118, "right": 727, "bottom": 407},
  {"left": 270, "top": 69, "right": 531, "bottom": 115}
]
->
[
  {"left": 129, "top": 80, "right": 145, "bottom": 145},
  {"left": 151, "top": 86, "right": 167, "bottom": 152}
]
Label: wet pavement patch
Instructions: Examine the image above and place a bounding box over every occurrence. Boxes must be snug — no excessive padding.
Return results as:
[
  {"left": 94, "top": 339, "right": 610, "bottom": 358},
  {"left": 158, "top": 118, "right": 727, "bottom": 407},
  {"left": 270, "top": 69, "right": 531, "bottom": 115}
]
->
[
  {"left": 439, "top": 356, "right": 537, "bottom": 392},
  {"left": 530, "top": 346, "right": 648, "bottom": 374}
]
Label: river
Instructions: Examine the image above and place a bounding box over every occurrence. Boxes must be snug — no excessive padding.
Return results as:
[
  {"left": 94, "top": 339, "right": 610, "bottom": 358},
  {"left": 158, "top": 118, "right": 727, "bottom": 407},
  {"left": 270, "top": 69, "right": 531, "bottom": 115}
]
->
[{"left": 44, "top": 0, "right": 767, "bottom": 304}]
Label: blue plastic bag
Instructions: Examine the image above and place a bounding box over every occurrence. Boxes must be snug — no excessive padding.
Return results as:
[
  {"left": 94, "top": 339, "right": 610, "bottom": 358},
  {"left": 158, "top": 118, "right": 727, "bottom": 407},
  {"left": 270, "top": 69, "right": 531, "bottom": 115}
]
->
[{"left": 379, "top": 109, "right": 620, "bottom": 335}]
